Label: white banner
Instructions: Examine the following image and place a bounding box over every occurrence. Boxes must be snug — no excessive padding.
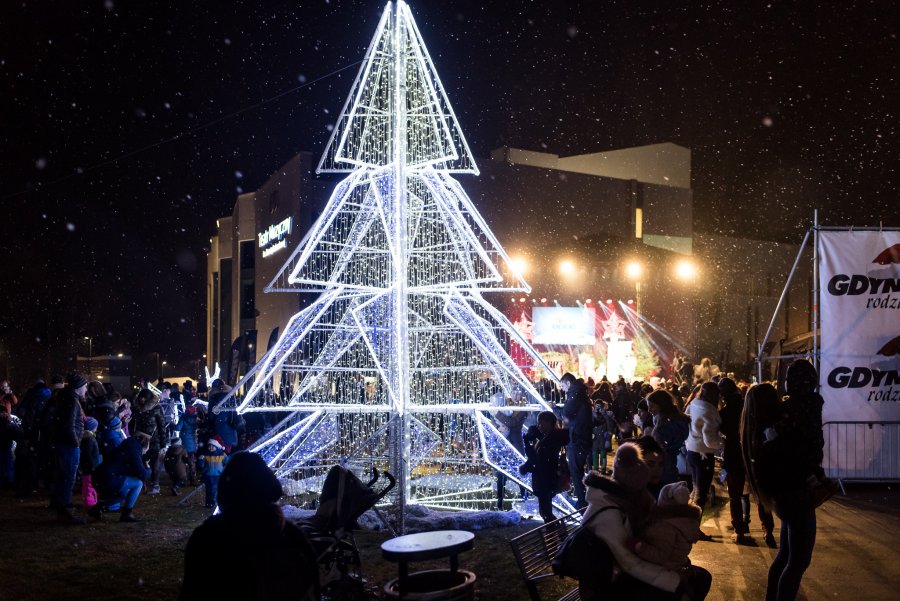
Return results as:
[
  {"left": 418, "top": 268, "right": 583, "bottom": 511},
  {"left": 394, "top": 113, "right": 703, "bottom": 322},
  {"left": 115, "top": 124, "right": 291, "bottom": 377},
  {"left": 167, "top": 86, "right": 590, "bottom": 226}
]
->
[{"left": 819, "top": 230, "right": 900, "bottom": 479}]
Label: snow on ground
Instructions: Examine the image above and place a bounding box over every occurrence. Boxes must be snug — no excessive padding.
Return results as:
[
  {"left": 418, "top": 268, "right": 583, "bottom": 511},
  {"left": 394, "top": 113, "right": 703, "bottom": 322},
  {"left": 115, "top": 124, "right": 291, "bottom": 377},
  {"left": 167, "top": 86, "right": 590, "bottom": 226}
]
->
[{"left": 282, "top": 503, "right": 541, "bottom": 533}]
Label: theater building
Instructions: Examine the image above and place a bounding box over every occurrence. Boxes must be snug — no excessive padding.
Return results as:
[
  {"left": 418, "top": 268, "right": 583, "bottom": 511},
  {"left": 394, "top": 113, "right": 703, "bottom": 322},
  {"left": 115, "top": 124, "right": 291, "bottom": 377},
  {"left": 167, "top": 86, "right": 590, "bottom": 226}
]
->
[{"left": 206, "top": 142, "right": 808, "bottom": 381}]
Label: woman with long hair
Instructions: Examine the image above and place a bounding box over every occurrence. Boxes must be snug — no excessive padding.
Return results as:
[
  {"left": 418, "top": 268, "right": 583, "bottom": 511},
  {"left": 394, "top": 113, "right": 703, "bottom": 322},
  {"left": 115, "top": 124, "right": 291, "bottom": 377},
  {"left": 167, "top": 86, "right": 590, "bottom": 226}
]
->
[
  {"left": 741, "top": 360, "right": 827, "bottom": 601},
  {"left": 684, "top": 382, "right": 723, "bottom": 540},
  {"left": 645, "top": 389, "right": 690, "bottom": 489}
]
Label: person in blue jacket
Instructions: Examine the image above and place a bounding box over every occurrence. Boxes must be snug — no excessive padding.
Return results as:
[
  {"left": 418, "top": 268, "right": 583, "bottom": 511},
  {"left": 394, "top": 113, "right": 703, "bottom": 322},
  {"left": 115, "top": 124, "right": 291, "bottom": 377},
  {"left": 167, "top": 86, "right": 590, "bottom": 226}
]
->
[
  {"left": 208, "top": 379, "right": 244, "bottom": 452},
  {"left": 198, "top": 435, "right": 228, "bottom": 508},
  {"left": 91, "top": 432, "right": 151, "bottom": 522},
  {"left": 176, "top": 404, "right": 200, "bottom": 485}
]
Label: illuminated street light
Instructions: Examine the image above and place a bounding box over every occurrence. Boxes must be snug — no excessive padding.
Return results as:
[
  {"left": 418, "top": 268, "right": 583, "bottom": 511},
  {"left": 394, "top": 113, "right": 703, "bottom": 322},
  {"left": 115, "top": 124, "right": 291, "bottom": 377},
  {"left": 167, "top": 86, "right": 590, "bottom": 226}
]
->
[
  {"left": 625, "top": 260, "right": 643, "bottom": 279},
  {"left": 84, "top": 336, "right": 92, "bottom": 380},
  {"left": 624, "top": 261, "right": 643, "bottom": 313},
  {"left": 510, "top": 256, "right": 529, "bottom": 276},
  {"left": 559, "top": 259, "right": 576, "bottom": 276},
  {"left": 675, "top": 259, "right": 698, "bottom": 281}
]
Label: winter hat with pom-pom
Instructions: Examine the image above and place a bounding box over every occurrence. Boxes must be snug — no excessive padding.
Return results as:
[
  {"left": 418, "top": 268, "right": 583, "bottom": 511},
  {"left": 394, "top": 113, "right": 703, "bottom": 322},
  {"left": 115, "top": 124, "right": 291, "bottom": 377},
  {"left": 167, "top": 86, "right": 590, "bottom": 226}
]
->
[
  {"left": 208, "top": 435, "right": 225, "bottom": 450},
  {"left": 612, "top": 442, "right": 650, "bottom": 493},
  {"left": 658, "top": 481, "right": 691, "bottom": 506}
]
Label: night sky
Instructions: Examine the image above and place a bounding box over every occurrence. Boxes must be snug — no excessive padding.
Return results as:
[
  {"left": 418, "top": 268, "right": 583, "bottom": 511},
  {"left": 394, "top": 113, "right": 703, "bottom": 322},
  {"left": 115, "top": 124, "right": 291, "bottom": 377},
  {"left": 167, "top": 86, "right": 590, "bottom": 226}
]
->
[{"left": 1, "top": 1, "right": 896, "bottom": 381}]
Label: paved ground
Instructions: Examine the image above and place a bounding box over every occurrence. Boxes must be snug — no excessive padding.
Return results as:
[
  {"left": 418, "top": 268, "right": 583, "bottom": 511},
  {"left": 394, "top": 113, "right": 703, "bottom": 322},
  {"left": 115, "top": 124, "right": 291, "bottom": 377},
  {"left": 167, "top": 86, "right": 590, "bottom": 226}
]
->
[{"left": 689, "top": 483, "right": 900, "bottom": 600}]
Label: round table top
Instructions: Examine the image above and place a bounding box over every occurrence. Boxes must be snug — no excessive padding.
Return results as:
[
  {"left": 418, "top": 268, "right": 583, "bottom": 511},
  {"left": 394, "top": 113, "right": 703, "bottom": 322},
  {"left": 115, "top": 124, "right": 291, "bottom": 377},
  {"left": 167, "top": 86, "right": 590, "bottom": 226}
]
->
[{"left": 381, "top": 530, "right": 475, "bottom": 563}]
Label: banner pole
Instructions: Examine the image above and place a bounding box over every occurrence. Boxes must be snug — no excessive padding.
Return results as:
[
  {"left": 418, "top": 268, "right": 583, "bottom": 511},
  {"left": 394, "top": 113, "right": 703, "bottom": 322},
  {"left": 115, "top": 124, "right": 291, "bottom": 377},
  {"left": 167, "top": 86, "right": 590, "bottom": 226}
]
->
[
  {"left": 813, "top": 209, "right": 820, "bottom": 378},
  {"left": 758, "top": 228, "right": 811, "bottom": 383}
]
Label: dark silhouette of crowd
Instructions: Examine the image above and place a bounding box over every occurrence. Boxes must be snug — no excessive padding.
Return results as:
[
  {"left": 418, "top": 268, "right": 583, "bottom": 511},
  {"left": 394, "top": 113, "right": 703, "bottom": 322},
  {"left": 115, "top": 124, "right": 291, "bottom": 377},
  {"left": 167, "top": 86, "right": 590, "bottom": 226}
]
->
[
  {"left": 515, "top": 358, "right": 833, "bottom": 601},
  {"left": 1, "top": 371, "right": 256, "bottom": 524},
  {"left": 0, "top": 356, "right": 835, "bottom": 601}
]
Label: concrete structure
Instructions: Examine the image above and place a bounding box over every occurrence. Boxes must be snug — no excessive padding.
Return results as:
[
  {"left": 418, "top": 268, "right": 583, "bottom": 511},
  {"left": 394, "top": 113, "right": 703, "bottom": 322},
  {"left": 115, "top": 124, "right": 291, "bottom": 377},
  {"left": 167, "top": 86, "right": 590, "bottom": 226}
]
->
[
  {"left": 206, "top": 152, "right": 333, "bottom": 376},
  {"left": 75, "top": 354, "right": 132, "bottom": 395},
  {"left": 482, "top": 144, "right": 693, "bottom": 256}
]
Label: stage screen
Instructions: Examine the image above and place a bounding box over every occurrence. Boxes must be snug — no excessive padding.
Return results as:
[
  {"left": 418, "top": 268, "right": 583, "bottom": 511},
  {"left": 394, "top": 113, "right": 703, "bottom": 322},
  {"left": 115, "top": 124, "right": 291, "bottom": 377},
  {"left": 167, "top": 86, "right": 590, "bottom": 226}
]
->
[{"left": 532, "top": 307, "right": 596, "bottom": 345}]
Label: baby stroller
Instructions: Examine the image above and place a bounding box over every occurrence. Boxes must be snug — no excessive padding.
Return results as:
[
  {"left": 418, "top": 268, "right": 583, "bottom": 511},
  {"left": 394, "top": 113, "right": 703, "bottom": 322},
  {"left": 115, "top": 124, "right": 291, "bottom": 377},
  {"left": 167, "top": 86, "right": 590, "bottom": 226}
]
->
[{"left": 297, "top": 465, "right": 396, "bottom": 600}]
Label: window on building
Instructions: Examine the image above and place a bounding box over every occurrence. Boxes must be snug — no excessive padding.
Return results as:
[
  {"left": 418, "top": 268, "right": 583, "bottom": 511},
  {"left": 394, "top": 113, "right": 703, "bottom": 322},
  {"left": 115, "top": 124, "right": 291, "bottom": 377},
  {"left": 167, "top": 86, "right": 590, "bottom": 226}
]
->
[
  {"left": 240, "top": 240, "right": 255, "bottom": 271},
  {"left": 219, "top": 259, "right": 233, "bottom": 363},
  {"left": 240, "top": 282, "right": 255, "bottom": 320},
  {"left": 269, "top": 189, "right": 280, "bottom": 215}
]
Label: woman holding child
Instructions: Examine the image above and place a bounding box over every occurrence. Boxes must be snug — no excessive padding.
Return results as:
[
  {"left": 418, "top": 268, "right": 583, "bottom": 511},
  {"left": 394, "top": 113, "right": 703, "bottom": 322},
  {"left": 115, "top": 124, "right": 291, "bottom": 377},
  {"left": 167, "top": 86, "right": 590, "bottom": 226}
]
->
[
  {"left": 741, "top": 360, "right": 834, "bottom": 601},
  {"left": 580, "top": 442, "right": 710, "bottom": 601}
]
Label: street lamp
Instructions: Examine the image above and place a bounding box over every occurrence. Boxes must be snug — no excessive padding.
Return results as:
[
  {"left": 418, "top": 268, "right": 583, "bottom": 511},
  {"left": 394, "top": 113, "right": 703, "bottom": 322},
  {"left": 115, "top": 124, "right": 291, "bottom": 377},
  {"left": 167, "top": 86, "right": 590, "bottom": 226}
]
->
[
  {"left": 625, "top": 261, "right": 643, "bottom": 314},
  {"left": 625, "top": 260, "right": 643, "bottom": 280},
  {"left": 510, "top": 256, "right": 529, "bottom": 277},
  {"left": 152, "top": 352, "right": 160, "bottom": 382},
  {"left": 84, "top": 336, "right": 92, "bottom": 379},
  {"left": 675, "top": 259, "right": 698, "bottom": 281},
  {"left": 161, "top": 360, "right": 168, "bottom": 380},
  {"left": 559, "top": 259, "right": 576, "bottom": 277}
]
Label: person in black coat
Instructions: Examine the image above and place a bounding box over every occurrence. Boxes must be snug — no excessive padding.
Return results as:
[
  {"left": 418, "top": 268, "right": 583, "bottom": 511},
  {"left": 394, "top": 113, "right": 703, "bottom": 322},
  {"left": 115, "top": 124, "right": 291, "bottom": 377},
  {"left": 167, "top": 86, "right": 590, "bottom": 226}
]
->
[
  {"left": 13, "top": 378, "right": 49, "bottom": 496},
  {"left": 180, "top": 452, "right": 319, "bottom": 601},
  {"left": 51, "top": 374, "right": 87, "bottom": 523},
  {"left": 520, "top": 411, "right": 570, "bottom": 523},
  {"left": 132, "top": 388, "right": 166, "bottom": 494},
  {"left": 561, "top": 373, "right": 592, "bottom": 509},
  {"left": 717, "top": 377, "right": 753, "bottom": 544}
]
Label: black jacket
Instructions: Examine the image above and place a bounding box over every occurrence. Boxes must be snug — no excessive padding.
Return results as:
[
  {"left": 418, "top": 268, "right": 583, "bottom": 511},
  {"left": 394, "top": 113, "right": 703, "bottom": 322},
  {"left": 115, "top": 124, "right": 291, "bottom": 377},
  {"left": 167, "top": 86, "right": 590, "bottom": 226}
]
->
[
  {"left": 16, "top": 383, "right": 50, "bottom": 438},
  {"left": 563, "top": 380, "right": 593, "bottom": 448},
  {"left": 134, "top": 400, "right": 167, "bottom": 449},
  {"left": 51, "top": 388, "right": 84, "bottom": 448},
  {"left": 180, "top": 506, "right": 318, "bottom": 601},
  {"left": 521, "top": 425, "right": 569, "bottom": 496},
  {"left": 718, "top": 392, "right": 744, "bottom": 473}
]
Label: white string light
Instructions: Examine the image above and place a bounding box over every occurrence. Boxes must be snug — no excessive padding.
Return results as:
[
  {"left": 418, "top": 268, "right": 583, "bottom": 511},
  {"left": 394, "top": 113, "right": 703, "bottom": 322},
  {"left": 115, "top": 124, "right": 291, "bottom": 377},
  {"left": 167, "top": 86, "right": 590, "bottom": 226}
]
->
[{"left": 218, "top": 1, "right": 568, "bottom": 522}]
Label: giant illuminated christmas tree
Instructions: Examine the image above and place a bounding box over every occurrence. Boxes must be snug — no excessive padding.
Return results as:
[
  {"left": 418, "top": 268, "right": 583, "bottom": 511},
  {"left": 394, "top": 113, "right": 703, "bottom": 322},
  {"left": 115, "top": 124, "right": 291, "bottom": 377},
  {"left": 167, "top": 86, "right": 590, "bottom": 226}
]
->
[{"left": 216, "top": 1, "right": 571, "bottom": 527}]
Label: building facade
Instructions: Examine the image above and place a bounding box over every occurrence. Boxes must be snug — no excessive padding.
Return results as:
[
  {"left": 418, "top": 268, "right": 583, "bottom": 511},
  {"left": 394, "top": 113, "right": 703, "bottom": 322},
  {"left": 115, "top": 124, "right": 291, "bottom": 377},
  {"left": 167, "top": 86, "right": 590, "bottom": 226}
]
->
[{"left": 207, "top": 142, "right": 809, "bottom": 382}]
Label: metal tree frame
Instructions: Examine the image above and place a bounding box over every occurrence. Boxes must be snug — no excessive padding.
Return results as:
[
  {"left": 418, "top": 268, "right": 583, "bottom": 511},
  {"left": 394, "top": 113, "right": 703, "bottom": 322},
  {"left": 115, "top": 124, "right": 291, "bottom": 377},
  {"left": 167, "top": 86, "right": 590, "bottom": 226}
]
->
[{"left": 215, "top": 1, "right": 572, "bottom": 529}]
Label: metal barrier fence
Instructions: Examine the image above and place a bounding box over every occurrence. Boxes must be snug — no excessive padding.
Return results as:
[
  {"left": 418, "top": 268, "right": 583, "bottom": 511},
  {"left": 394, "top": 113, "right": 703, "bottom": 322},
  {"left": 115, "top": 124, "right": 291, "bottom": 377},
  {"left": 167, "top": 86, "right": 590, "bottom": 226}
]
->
[{"left": 823, "top": 421, "right": 900, "bottom": 489}]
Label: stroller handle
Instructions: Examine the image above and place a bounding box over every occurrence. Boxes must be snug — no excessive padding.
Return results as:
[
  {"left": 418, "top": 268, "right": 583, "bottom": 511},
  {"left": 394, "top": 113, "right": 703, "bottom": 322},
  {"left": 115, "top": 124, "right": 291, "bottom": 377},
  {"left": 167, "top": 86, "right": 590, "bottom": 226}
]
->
[
  {"left": 371, "top": 470, "right": 396, "bottom": 505},
  {"left": 365, "top": 468, "right": 380, "bottom": 488}
]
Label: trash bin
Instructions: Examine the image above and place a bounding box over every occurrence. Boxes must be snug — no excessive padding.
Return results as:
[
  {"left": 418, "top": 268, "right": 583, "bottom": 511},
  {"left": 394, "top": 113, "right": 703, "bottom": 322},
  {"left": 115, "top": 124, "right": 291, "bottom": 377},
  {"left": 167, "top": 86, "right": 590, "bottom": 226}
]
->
[{"left": 383, "top": 569, "right": 476, "bottom": 601}]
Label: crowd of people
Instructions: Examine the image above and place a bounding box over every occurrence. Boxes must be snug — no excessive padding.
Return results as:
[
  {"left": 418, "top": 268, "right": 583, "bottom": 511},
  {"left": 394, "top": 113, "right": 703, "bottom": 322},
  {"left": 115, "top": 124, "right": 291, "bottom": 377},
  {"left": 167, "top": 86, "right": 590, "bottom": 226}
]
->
[
  {"left": 0, "top": 372, "right": 256, "bottom": 524},
  {"left": 515, "top": 358, "right": 834, "bottom": 601},
  {"left": 0, "top": 357, "right": 835, "bottom": 601}
]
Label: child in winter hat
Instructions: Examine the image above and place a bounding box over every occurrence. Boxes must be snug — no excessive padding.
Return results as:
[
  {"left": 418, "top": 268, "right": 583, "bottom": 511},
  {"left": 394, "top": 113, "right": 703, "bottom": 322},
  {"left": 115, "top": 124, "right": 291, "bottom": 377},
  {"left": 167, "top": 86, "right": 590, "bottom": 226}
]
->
[
  {"left": 632, "top": 481, "right": 701, "bottom": 570},
  {"left": 198, "top": 435, "right": 227, "bottom": 508}
]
